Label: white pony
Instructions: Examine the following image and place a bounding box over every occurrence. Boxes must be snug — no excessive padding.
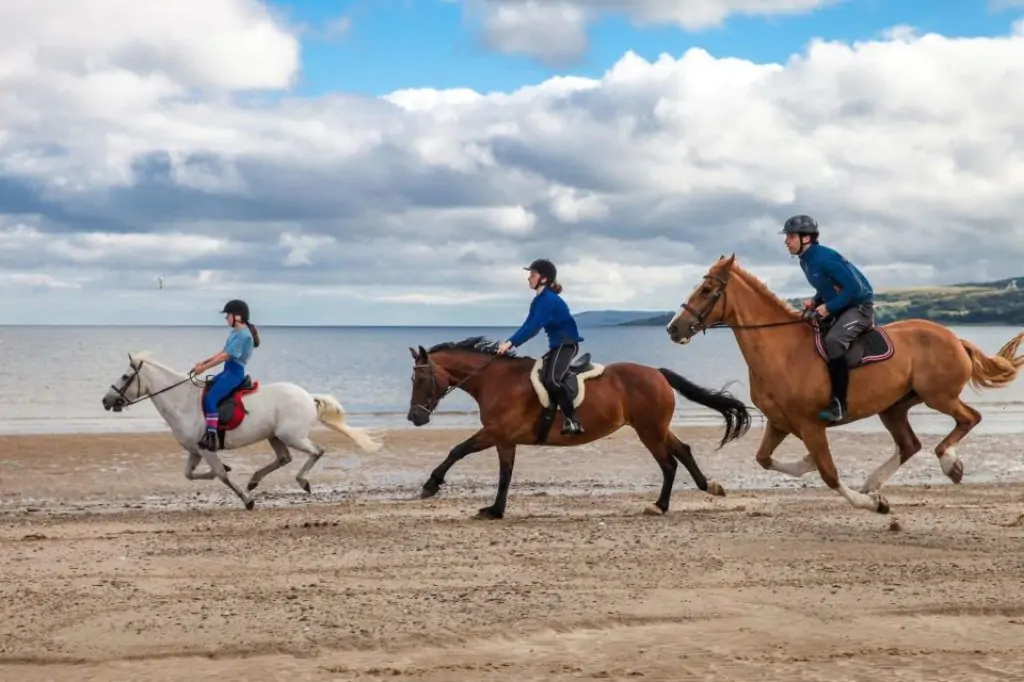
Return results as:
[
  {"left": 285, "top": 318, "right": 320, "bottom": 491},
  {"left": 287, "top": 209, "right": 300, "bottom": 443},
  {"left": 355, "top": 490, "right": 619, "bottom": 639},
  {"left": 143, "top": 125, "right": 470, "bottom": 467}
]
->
[{"left": 101, "top": 351, "right": 383, "bottom": 510}]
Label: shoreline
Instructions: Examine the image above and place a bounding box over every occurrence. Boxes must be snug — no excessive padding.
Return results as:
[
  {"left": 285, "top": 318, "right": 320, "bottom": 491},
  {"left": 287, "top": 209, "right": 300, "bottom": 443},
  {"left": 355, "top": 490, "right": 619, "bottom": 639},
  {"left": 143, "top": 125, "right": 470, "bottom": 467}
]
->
[{"left": 3, "top": 425, "right": 1024, "bottom": 514}]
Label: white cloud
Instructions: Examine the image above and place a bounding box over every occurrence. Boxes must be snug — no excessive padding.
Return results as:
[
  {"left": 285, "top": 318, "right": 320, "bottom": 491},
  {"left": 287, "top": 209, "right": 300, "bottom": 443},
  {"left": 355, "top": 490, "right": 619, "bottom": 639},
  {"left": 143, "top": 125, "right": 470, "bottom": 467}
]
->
[
  {"left": 3, "top": 3, "right": 1024, "bottom": 324},
  {"left": 461, "top": 0, "right": 839, "bottom": 63}
]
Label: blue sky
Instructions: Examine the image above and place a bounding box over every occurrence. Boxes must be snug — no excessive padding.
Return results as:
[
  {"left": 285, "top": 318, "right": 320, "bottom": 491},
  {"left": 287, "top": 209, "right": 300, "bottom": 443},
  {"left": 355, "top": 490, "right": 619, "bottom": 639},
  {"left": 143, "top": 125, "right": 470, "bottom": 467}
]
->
[{"left": 282, "top": 0, "right": 1021, "bottom": 96}]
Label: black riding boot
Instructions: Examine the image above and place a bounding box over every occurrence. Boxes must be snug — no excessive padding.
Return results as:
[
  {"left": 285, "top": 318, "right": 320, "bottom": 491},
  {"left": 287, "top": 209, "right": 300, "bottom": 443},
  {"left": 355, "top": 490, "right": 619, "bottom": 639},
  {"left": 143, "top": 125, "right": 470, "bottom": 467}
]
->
[
  {"left": 819, "top": 356, "right": 849, "bottom": 423},
  {"left": 553, "top": 389, "right": 584, "bottom": 436}
]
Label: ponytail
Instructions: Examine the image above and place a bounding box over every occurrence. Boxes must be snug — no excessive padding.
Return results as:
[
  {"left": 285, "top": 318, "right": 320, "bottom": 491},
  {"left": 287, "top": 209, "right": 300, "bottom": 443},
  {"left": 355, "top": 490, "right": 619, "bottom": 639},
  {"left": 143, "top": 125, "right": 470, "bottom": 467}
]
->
[
  {"left": 549, "top": 281, "right": 563, "bottom": 294},
  {"left": 246, "top": 322, "right": 261, "bottom": 348}
]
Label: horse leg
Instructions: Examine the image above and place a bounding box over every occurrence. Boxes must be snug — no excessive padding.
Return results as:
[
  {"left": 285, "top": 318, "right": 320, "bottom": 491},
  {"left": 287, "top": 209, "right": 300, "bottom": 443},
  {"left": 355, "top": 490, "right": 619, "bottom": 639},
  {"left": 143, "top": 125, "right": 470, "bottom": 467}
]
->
[
  {"left": 633, "top": 427, "right": 678, "bottom": 516},
  {"left": 278, "top": 435, "right": 326, "bottom": 494},
  {"left": 860, "top": 399, "right": 923, "bottom": 493},
  {"left": 420, "top": 428, "right": 497, "bottom": 499},
  {"left": 756, "top": 420, "right": 817, "bottom": 478},
  {"left": 246, "top": 437, "right": 293, "bottom": 492},
  {"left": 200, "top": 450, "right": 255, "bottom": 511},
  {"left": 477, "top": 445, "right": 516, "bottom": 520},
  {"left": 921, "top": 393, "right": 981, "bottom": 484},
  {"left": 184, "top": 449, "right": 217, "bottom": 481},
  {"left": 801, "top": 425, "right": 889, "bottom": 514},
  {"left": 669, "top": 433, "right": 726, "bottom": 497}
]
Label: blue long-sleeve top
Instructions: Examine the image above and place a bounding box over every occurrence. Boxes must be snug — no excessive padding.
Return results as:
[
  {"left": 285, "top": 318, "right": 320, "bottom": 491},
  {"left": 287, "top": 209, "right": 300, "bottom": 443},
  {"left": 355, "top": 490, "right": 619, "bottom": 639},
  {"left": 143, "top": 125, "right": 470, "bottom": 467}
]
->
[
  {"left": 799, "top": 243, "right": 874, "bottom": 314},
  {"left": 507, "top": 286, "right": 584, "bottom": 349}
]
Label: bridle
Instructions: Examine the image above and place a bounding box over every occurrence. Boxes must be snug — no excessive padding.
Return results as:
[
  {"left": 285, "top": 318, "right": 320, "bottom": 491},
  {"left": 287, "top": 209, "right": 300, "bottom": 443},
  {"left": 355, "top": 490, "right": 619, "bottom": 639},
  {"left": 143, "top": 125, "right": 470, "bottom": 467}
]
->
[
  {"left": 107, "top": 355, "right": 202, "bottom": 410},
  {"left": 411, "top": 354, "right": 499, "bottom": 416},
  {"left": 677, "top": 272, "right": 813, "bottom": 338}
]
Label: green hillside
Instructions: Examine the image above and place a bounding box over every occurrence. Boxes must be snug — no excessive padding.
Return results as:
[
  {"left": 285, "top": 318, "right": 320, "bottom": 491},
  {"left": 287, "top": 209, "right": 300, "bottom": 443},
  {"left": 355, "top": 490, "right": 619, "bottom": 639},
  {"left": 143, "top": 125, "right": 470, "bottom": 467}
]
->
[{"left": 616, "top": 276, "right": 1024, "bottom": 327}]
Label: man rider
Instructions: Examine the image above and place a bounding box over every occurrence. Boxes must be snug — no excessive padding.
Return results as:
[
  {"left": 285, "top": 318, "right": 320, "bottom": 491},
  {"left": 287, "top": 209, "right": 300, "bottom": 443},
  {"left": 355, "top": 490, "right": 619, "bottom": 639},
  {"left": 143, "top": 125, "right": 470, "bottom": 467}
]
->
[{"left": 782, "top": 214, "right": 875, "bottom": 423}]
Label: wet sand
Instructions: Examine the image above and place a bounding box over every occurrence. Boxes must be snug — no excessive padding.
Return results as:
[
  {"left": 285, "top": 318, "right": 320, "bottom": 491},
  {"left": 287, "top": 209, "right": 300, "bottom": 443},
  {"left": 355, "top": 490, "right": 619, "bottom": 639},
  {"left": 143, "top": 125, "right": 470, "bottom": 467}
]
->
[{"left": 2, "top": 425, "right": 1024, "bottom": 681}]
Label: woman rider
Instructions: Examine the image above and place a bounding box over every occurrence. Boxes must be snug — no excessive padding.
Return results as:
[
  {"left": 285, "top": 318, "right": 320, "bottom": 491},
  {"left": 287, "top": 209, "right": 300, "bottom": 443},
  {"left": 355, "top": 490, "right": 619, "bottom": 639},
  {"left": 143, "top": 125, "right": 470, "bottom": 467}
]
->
[
  {"left": 192, "top": 299, "right": 261, "bottom": 451},
  {"left": 497, "top": 258, "right": 585, "bottom": 436}
]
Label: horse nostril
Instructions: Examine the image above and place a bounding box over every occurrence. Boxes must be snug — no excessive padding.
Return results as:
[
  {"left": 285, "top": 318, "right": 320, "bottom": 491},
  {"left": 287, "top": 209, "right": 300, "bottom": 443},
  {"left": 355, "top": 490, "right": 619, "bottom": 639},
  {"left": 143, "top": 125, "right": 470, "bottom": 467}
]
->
[{"left": 667, "top": 324, "right": 678, "bottom": 335}]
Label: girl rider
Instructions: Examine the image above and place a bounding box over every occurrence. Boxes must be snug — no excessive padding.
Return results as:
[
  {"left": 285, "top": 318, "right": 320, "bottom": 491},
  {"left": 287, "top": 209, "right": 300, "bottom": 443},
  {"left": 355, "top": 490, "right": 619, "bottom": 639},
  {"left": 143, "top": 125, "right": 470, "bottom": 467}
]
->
[{"left": 192, "top": 299, "right": 261, "bottom": 451}]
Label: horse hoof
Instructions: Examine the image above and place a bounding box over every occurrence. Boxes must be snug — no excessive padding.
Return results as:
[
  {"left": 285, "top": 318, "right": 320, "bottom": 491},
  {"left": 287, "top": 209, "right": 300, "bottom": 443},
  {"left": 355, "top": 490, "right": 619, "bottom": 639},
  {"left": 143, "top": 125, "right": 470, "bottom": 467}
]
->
[
  {"left": 948, "top": 459, "right": 964, "bottom": 484},
  {"left": 642, "top": 504, "right": 665, "bottom": 516},
  {"left": 475, "top": 506, "right": 503, "bottom": 520},
  {"left": 420, "top": 479, "right": 440, "bottom": 499},
  {"left": 874, "top": 494, "right": 890, "bottom": 515},
  {"left": 244, "top": 499, "right": 255, "bottom": 511},
  {"left": 299, "top": 480, "right": 311, "bottom": 494},
  {"left": 246, "top": 480, "right": 258, "bottom": 492},
  {"left": 224, "top": 464, "right": 232, "bottom": 473},
  {"left": 707, "top": 480, "right": 727, "bottom": 497}
]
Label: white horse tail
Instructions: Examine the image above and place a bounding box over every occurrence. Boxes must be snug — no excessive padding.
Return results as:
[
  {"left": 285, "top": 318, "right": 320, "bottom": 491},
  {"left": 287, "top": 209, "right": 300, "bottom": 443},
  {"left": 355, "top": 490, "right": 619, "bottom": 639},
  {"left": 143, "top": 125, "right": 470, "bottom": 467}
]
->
[{"left": 311, "top": 394, "right": 383, "bottom": 453}]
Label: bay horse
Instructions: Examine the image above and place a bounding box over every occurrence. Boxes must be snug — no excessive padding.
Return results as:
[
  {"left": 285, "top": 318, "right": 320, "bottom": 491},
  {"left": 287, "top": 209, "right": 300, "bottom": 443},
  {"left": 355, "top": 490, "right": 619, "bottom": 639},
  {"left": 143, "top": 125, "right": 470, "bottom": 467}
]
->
[
  {"left": 102, "top": 351, "right": 383, "bottom": 509},
  {"left": 665, "top": 255, "right": 1024, "bottom": 515},
  {"left": 406, "top": 336, "right": 751, "bottom": 519}
]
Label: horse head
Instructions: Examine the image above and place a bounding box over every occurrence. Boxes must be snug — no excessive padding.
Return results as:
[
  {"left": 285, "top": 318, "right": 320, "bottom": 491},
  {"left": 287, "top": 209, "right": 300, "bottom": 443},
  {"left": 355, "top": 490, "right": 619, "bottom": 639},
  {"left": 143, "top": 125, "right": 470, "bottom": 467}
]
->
[
  {"left": 667, "top": 254, "right": 736, "bottom": 344},
  {"left": 102, "top": 352, "right": 154, "bottom": 412}
]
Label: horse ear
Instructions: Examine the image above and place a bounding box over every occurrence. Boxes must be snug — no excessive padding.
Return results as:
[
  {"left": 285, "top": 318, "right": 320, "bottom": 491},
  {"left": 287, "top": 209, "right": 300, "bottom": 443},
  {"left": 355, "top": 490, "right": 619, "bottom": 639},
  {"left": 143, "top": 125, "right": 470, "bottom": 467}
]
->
[
  {"left": 409, "top": 346, "right": 418, "bottom": 361},
  {"left": 417, "top": 345, "right": 428, "bottom": 361}
]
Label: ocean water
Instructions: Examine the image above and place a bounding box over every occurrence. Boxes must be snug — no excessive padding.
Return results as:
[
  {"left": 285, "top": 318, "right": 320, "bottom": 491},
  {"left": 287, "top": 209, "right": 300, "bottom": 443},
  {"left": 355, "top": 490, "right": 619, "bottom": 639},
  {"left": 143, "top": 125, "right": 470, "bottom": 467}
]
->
[{"left": 2, "top": 324, "right": 1024, "bottom": 436}]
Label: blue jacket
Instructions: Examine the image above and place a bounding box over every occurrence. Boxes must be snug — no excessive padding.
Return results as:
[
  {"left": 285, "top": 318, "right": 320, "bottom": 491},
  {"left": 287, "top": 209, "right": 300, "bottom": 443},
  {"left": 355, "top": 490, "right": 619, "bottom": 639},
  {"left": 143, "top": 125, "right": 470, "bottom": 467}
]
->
[
  {"left": 508, "top": 286, "right": 584, "bottom": 349},
  {"left": 799, "top": 243, "right": 874, "bottom": 314}
]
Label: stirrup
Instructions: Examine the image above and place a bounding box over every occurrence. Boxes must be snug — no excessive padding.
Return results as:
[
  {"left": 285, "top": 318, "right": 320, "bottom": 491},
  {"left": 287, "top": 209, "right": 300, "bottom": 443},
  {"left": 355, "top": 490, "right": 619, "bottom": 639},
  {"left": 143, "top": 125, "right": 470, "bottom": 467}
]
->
[
  {"left": 561, "top": 418, "right": 583, "bottom": 435},
  {"left": 818, "top": 398, "right": 845, "bottom": 423},
  {"left": 198, "top": 431, "right": 219, "bottom": 451}
]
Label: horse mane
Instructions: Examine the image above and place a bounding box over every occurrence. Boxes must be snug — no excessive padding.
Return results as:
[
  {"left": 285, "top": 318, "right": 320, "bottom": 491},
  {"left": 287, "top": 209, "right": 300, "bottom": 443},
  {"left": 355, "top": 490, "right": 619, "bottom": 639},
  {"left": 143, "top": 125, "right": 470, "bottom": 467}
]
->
[
  {"left": 427, "top": 336, "right": 531, "bottom": 360},
  {"left": 731, "top": 262, "right": 800, "bottom": 317},
  {"left": 129, "top": 350, "right": 186, "bottom": 374}
]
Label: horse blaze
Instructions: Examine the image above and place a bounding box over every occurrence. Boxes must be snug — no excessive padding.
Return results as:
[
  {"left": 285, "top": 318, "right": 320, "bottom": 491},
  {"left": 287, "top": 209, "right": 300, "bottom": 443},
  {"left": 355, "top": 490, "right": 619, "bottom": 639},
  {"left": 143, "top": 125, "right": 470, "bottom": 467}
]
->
[{"left": 203, "top": 380, "right": 261, "bottom": 431}]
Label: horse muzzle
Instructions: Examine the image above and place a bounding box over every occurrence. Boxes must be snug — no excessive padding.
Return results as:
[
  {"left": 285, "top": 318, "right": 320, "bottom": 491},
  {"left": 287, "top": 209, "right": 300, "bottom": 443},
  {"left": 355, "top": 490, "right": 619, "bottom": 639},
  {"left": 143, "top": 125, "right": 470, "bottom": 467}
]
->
[
  {"left": 103, "top": 396, "right": 127, "bottom": 412},
  {"left": 666, "top": 323, "right": 694, "bottom": 345}
]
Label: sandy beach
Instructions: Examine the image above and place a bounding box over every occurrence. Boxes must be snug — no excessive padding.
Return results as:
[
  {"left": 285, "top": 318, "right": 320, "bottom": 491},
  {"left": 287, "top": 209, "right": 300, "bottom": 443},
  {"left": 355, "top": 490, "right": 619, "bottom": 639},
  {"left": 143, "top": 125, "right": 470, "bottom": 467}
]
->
[{"left": 2, "top": 425, "right": 1024, "bottom": 681}]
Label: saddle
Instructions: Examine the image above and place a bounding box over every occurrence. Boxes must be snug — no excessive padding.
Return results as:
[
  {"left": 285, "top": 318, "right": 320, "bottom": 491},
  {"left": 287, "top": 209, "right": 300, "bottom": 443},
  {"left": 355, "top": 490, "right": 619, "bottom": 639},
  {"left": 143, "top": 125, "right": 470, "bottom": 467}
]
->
[
  {"left": 201, "top": 375, "right": 260, "bottom": 447},
  {"left": 529, "top": 353, "right": 606, "bottom": 442},
  {"left": 812, "top": 319, "right": 894, "bottom": 369}
]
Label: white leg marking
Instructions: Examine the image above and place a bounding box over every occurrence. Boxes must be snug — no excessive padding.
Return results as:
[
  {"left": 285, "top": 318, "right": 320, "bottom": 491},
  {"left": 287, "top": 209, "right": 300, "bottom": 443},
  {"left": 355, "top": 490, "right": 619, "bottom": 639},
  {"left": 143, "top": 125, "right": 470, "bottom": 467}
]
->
[
  {"left": 939, "top": 447, "right": 959, "bottom": 476},
  {"left": 838, "top": 483, "right": 886, "bottom": 511},
  {"left": 770, "top": 455, "right": 818, "bottom": 478},
  {"left": 860, "top": 446, "right": 902, "bottom": 493}
]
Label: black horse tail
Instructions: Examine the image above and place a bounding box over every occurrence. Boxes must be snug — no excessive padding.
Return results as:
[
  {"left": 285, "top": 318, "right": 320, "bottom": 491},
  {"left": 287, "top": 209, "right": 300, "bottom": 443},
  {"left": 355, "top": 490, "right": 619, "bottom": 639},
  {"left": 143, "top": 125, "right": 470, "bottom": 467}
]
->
[{"left": 657, "top": 368, "right": 751, "bottom": 448}]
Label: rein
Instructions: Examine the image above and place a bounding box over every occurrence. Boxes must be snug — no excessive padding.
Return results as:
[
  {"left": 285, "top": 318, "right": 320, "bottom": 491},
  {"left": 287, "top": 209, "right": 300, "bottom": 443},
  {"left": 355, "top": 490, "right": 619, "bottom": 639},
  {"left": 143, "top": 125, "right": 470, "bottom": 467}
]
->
[
  {"left": 413, "top": 354, "right": 500, "bottom": 415},
  {"left": 108, "top": 357, "right": 202, "bottom": 409},
  {"left": 679, "top": 273, "right": 819, "bottom": 336}
]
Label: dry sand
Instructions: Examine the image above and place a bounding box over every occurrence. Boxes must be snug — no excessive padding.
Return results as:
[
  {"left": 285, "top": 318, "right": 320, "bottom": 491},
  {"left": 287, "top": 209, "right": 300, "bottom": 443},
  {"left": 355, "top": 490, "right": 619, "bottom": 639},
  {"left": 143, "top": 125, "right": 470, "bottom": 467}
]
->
[{"left": 1, "top": 425, "right": 1024, "bottom": 681}]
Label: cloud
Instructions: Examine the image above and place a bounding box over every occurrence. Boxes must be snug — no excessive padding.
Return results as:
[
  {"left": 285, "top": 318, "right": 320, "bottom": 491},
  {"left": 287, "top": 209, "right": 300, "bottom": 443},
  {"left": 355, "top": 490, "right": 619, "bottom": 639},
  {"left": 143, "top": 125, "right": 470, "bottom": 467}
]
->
[
  {"left": 460, "top": 0, "right": 840, "bottom": 64},
  {"left": 3, "top": 2, "right": 1024, "bottom": 325}
]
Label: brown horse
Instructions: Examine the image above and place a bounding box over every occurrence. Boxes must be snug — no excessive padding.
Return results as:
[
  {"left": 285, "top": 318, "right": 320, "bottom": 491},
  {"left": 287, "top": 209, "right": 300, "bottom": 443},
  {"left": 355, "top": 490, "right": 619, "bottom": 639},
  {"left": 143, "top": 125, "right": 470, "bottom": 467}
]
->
[
  {"left": 406, "top": 336, "right": 751, "bottom": 519},
  {"left": 665, "top": 254, "right": 1024, "bottom": 515}
]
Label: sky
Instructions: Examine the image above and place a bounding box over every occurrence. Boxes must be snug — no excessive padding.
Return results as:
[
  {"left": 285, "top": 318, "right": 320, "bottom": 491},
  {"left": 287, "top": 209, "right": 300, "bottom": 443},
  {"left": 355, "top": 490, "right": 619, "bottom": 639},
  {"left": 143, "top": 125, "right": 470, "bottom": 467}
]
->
[{"left": 3, "top": 1, "right": 1024, "bottom": 326}]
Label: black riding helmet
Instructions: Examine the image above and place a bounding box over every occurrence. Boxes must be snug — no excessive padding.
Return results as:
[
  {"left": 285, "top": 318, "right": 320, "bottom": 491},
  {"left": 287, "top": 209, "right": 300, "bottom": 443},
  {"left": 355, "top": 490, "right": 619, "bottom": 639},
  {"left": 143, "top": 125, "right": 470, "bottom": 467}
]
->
[
  {"left": 220, "top": 299, "right": 250, "bottom": 321},
  {"left": 523, "top": 258, "right": 557, "bottom": 282},
  {"left": 780, "top": 214, "right": 819, "bottom": 236}
]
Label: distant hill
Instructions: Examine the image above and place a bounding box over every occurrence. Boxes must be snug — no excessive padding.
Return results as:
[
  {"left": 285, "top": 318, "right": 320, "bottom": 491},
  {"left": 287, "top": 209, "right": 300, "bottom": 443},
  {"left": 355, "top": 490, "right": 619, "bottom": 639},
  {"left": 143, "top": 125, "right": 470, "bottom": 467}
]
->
[
  {"left": 605, "top": 276, "right": 1024, "bottom": 327},
  {"left": 572, "top": 310, "right": 665, "bottom": 327}
]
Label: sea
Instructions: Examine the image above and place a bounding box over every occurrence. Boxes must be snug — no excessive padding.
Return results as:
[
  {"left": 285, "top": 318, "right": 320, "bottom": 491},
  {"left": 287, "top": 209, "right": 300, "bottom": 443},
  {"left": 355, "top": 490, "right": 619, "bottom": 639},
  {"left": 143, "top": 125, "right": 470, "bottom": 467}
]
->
[{"left": 3, "top": 324, "right": 1024, "bottom": 436}]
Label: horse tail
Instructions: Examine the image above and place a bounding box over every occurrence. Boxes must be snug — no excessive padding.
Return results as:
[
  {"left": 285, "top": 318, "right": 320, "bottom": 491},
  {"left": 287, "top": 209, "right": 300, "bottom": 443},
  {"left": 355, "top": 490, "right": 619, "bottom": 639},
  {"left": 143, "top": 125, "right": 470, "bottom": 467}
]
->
[
  {"left": 311, "top": 394, "right": 384, "bottom": 453},
  {"left": 960, "top": 331, "right": 1024, "bottom": 390},
  {"left": 657, "top": 368, "right": 751, "bottom": 448}
]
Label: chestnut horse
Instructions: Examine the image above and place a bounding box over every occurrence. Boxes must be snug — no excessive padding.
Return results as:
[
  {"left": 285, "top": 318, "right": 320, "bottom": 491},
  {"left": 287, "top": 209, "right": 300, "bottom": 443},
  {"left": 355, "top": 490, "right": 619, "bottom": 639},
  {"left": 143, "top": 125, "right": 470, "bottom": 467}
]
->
[
  {"left": 666, "top": 255, "right": 1024, "bottom": 515},
  {"left": 406, "top": 337, "right": 751, "bottom": 519}
]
